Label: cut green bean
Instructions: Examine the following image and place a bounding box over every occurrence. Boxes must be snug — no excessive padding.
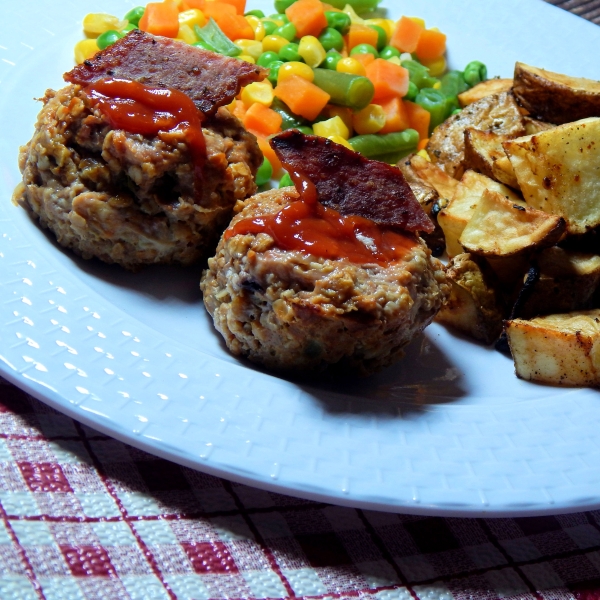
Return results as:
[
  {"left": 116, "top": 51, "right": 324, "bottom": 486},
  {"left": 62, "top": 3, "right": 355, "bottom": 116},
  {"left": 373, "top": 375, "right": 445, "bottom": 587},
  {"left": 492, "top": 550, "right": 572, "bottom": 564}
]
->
[
  {"left": 271, "top": 98, "right": 308, "bottom": 130},
  {"left": 194, "top": 19, "right": 241, "bottom": 57},
  {"left": 401, "top": 60, "right": 437, "bottom": 89},
  {"left": 319, "top": 0, "right": 381, "bottom": 13},
  {"left": 415, "top": 88, "right": 449, "bottom": 132},
  {"left": 312, "top": 68, "right": 374, "bottom": 110},
  {"left": 368, "top": 25, "right": 387, "bottom": 51},
  {"left": 348, "top": 130, "right": 419, "bottom": 159}
]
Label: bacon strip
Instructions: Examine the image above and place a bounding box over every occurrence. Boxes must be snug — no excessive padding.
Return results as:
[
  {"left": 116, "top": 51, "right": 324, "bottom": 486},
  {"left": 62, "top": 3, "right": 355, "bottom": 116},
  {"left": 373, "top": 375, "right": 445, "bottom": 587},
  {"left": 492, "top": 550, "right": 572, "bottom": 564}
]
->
[
  {"left": 65, "top": 30, "right": 267, "bottom": 117},
  {"left": 270, "top": 130, "right": 435, "bottom": 234}
]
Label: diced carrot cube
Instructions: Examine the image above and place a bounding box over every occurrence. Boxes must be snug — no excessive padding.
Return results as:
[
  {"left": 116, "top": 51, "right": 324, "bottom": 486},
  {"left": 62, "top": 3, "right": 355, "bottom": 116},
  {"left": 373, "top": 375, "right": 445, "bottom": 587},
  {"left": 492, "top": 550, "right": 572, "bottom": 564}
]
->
[
  {"left": 181, "top": 0, "right": 206, "bottom": 10},
  {"left": 351, "top": 52, "right": 376, "bottom": 68},
  {"left": 365, "top": 59, "right": 409, "bottom": 102},
  {"left": 285, "top": 0, "right": 327, "bottom": 38},
  {"left": 204, "top": 2, "right": 253, "bottom": 39},
  {"left": 346, "top": 24, "right": 379, "bottom": 51},
  {"left": 378, "top": 97, "right": 410, "bottom": 134},
  {"left": 256, "top": 135, "right": 282, "bottom": 174},
  {"left": 404, "top": 100, "right": 431, "bottom": 140},
  {"left": 218, "top": 0, "right": 246, "bottom": 14},
  {"left": 390, "top": 16, "right": 424, "bottom": 53},
  {"left": 139, "top": 2, "right": 180, "bottom": 38},
  {"left": 243, "top": 103, "right": 283, "bottom": 137},
  {"left": 415, "top": 29, "right": 447, "bottom": 63},
  {"left": 273, "top": 75, "right": 330, "bottom": 121}
]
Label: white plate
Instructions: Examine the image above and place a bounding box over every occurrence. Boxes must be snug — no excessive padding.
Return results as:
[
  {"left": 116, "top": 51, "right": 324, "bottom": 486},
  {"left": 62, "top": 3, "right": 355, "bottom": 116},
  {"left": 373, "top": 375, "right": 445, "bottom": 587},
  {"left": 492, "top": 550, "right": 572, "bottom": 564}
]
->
[{"left": 2, "top": 0, "right": 600, "bottom": 517}]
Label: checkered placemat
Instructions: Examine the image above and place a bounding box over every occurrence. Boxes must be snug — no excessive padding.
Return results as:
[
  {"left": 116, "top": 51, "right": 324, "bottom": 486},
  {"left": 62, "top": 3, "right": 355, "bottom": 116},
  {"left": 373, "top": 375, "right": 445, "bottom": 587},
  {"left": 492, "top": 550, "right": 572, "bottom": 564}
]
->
[{"left": 3, "top": 376, "right": 600, "bottom": 600}]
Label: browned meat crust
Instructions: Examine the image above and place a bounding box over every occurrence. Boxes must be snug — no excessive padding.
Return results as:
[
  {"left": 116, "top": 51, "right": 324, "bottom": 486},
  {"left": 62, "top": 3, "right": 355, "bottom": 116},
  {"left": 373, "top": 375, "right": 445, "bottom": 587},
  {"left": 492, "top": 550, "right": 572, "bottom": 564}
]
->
[
  {"left": 65, "top": 30, "right": 267, "bottom": 117},
  {"left": 201, "top": 188, "right": 449, "bottom": 373},
  {"left": 270, "top": 130, "right": 434, "bottom": 234},
  {"left": 15, "top": 85, "right": 261, "bottom": 269}
]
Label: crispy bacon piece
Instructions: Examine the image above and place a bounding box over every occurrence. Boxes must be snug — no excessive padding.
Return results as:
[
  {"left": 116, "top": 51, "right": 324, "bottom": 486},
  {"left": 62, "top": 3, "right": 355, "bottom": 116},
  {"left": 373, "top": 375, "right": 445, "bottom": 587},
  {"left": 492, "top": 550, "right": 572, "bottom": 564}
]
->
[
  {"left": 270, "top": 130, "right": 434, "bottom": 234},
  {"left": 65, "top": 30, "right": 267, "bottom": 117}
]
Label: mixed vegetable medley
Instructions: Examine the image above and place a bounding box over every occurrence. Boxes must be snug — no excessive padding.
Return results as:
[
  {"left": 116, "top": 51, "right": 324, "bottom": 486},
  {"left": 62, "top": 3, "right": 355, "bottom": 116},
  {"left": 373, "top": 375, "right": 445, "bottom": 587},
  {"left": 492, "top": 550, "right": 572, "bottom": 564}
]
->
[{"left": 76, "top": 0, "right": 487, "bottom": 184}]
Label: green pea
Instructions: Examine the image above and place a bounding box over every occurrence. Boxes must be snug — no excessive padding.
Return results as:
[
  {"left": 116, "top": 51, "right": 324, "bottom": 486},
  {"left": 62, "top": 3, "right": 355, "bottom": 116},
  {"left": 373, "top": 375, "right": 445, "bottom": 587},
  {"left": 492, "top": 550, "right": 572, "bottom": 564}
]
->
[
  {"left": 278, "top": 43, "right": 301, "bottom": 62},
  {"left": 318, "top": 28, "right": 344, "bottom": 52},
  {"left": 404, "top": 81, "right": 418, "bottom": 102},
  {"left": 379, "top": 45, "right": 400, "bottom": 60},
  {"left": 323, "top": 49, "right": 342, "bottom": 70},
  {"left": 121, "top": 23, "right": 137, "bottom": 33},
  {"left": 274, "top": 0, "right": 295, "bottom": 13},
  {"left": 267, "top": 60, "right": 285, "bottom": 86},
  {"left": 245, "top": 9, "right": 265, "bottom": 18},
  {"left": 255, "top": 158, "right": 273, "bottom": 186},
  {"left": 262, "top": 20, "right": 278, "bottom": 36},
  {"left": 415, "top": 87, "right": 449, "bottom": 132},
  {"left": 124, "top": 7, "right": 145, "bottom": 26},
  {"left": 464, "top": 61, "right": 487, "bottom": 87},
  {"left": 350, "top": 43, "right": 378, "bottom": 57},
  {"left": 257, "top": 51, "right": 280, "bottom": 67},
  {"left": 274, "top": 22, "right": 297, "bottom": 41},
  {"left": 325, "top": 11, "right": 350, "bottom": 34},
  {"left": 451, "top": 108, "right": 462, "bottom": 116},
  {"left": 269, "top": 13, "right": 289, "bottom": 24},
  {"left": 279, "top": 172, "right": 294, "bottom": 188},
  {"left": 368, "top": 25, "right": 387, "bottom": 51},
  {"left": 97, "top": 30, "right": 123, "bottom": 50}
]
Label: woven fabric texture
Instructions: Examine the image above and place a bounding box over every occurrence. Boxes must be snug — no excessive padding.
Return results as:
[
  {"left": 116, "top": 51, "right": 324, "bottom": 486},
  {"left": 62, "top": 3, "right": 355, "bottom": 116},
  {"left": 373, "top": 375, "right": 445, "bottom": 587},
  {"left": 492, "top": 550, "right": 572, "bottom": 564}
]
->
[{"left": 3, "top": 377, "right": 600, "bottom": 600}]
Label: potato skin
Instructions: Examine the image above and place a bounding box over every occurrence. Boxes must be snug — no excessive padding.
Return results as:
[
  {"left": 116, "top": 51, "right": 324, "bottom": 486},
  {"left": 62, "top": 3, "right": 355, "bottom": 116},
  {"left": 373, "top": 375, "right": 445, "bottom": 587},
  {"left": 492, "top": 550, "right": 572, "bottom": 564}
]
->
[{"left": 513, "top": 62, "right": 600, "bottom": 125}]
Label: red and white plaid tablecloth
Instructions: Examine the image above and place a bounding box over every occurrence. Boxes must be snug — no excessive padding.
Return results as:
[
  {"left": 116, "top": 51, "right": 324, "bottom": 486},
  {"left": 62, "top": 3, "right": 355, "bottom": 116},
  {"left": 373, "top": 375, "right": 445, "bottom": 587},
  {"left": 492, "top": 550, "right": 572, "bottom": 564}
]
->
[{"left": 3, "top": 375, "right": 600, "bottom": 600}]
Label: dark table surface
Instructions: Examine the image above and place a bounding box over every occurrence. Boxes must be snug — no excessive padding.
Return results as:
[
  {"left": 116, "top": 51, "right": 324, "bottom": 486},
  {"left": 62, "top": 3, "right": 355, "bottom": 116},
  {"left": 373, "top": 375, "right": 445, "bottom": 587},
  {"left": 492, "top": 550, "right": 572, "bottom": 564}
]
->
[{"left": 2, "top": 2, "right": 600, "bottom": 599}]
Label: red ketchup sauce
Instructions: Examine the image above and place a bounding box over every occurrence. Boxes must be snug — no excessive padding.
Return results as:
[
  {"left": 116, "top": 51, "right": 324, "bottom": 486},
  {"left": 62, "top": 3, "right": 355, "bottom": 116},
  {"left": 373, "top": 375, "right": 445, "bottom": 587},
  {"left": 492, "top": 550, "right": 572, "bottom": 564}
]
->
[
  {"left": 85, "top": 78, "right": 205, "bottom": 190},
  {"left": 225, "top": 170, "right": 416, "bottom": 265}
]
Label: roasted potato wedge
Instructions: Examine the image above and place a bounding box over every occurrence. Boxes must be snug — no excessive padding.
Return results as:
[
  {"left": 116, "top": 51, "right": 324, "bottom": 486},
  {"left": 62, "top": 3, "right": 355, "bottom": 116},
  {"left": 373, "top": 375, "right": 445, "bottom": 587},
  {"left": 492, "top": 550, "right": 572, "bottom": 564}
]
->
[
  {"left": 513, "top": 62, "right": 600, "bottom": 125},
  {"left": 400, "top": 154, "right": 459, "bottom": 200},
  {"left": 463, "top": 128, "right": 519, "bottom": 188},
  {"left": 408, "top": 181, "right": 445, "bottom": 256},
  {"left": 458, "top": 78, "right": 514, "bottom": 107},
  {"left": 435, "top": 253, "right": 504, "bottom": 344},
  {"left": 504, "top": 117, "right": 600, "bottom": 235},
  {"left": 459, "top": 189, "right": 565, "bottom": 257},
  {"left": 426, "top": 92, "right": 526, "bottom": 178},
  {"left": 438, "top": 170, "right": 522, "bottom": 258},
  {"left": 506, "top": 309, "right": 600, "bottom": 387},
  {"left": 515, "top": 247, "right": 600, "bottom": 319},
  {"left": 523, "top": 116, "right": 555, "bottom": 135}
]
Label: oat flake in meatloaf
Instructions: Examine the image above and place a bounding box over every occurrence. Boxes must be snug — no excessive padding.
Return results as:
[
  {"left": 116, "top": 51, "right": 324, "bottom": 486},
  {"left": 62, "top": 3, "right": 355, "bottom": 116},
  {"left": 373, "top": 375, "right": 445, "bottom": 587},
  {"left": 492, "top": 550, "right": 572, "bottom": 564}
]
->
[
  {"left": 201, "top": 187, "right": 449, "bottom": 374},
  {"left": 14, "top": 32, "right": 265, "bottom": 269}
]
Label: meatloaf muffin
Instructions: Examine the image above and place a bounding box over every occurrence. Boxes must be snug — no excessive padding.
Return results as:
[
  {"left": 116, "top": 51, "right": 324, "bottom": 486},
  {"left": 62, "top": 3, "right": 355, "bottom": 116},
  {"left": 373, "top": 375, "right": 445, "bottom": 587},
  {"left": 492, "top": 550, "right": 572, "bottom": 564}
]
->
[
  {"left": 15, "top": 84, "right": 261, "bottom": 268},
  {"left": 201, "top": 187, "right": 449, "bottom": 374}
]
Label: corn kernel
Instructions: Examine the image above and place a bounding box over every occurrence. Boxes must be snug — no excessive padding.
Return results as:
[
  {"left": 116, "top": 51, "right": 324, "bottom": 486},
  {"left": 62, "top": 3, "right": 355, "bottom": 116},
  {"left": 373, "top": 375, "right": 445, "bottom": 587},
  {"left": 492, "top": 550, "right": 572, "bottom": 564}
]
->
[
  {"left": 178, "top": 9, "right": 206, "bottom": 29},
  {"left": 417, "top": 149, "right": 431, "bottom": 161},
  {"left": 262, "top": 34, "right": 289, "bottom": 53},
  {"left": 364, "top": 18, "right": 394, "bottom": 41},
  {"left": 427, "top": 56, "right": 447, "bottom": 77},
  {"left": 298, "top": 36, "right": 326, "bottom": 68},
  {"left": 409, "top": 17, "right": 426, "bottom": 29},
  {"left": 352, "top": 104, "right": 386, "bottom": 135},
  {"left": 83, "top": 13, "right": 127, "bottom": 37},
  {"left": 432, "top": 80, "right": 442, "bottom": 90},
  {"left": 75, "top": 38, "right": 100, "bottom": 64},
  {"left": 328, "top": 135, "right": 354, "bottom": 150},
  {"left": 343, "top": 5, "right": 364, "bottom": 24},
  {"left": 262, "top": 17, "right": 284, "bottom": 28},
  {"left": 235, "top": 39, "right": 263, "bottom": 60},
  {"left": 327, "top": 106, "right": 353, "bottom": 134},
  {"left": 336, "top": 57, "right": 366, "bottom": 76},
  {"left": 241, "top": 80, "right": 274, "bottom": 106},
  {"left": 387, "top": 56, "right": 402, "bottom": 66},
  {"left": 238, "top": 54, "right": 256, "bottom": 64},
  {"left": 313, "top": 116, "right": 350, "bottom": 140},
  {"left": 246, "top": 15, "right": 265, "bottom": 41},
  {"left": 277, "top": 61, "right": 314, "bottom": 83},
  {"left": 177, "top": 24, "right": 197, "bottom": 45}
]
